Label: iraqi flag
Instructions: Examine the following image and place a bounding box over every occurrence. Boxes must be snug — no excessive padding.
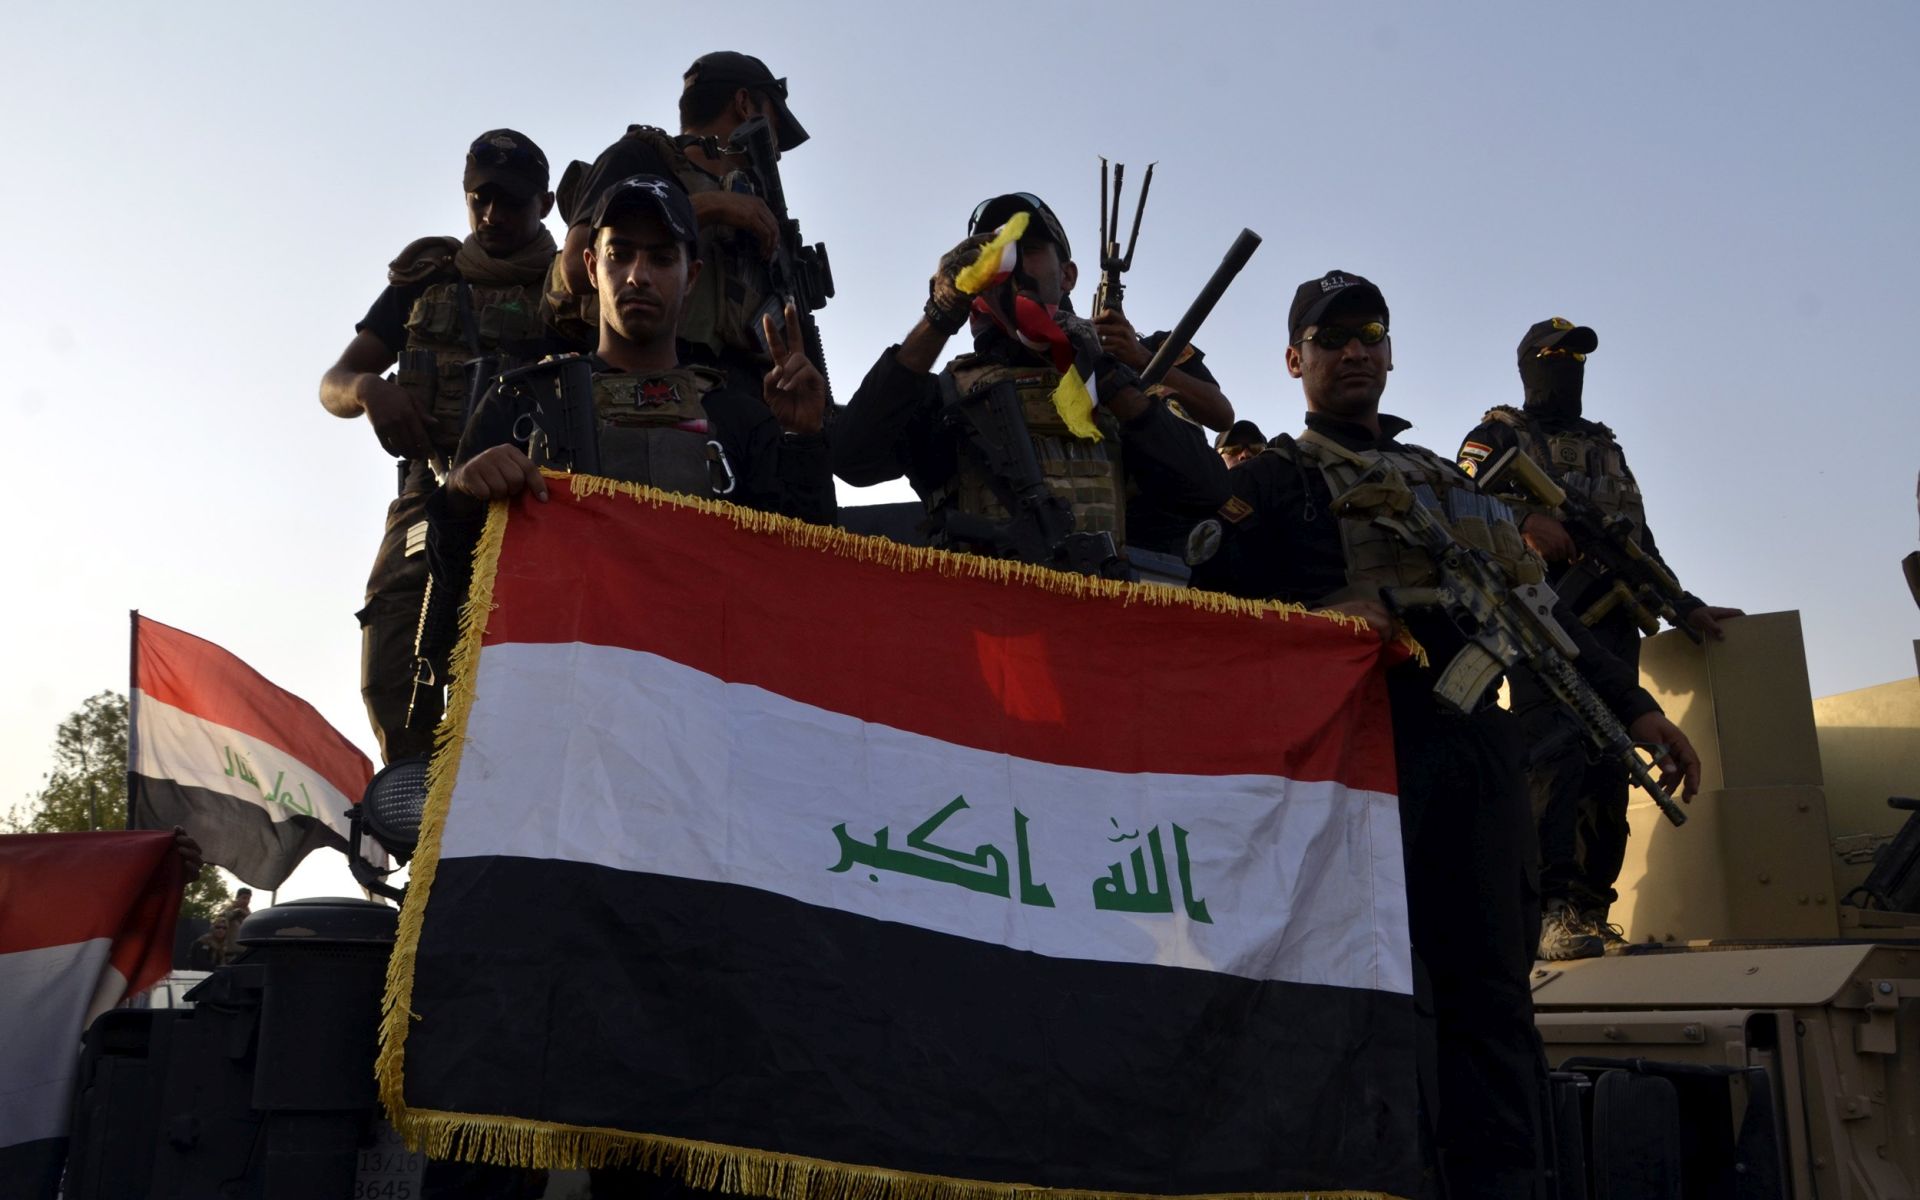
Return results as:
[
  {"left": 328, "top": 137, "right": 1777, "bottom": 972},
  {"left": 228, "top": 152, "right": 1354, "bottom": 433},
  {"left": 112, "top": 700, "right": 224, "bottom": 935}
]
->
[
  {"left": 0, "top": 831, "right": 182, "bottom": 1196},
  {"left": 129, "top": 615, "right": 373, "bottom": 889},
  {"left": 381, "top": 477, "right": 1420, "bottom": 1199}
]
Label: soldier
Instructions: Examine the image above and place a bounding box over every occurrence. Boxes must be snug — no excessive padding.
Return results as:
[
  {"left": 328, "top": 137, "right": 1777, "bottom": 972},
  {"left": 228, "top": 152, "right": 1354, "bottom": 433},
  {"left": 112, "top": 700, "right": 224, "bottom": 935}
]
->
[
  {"left": 1192, "top": 272, "right": 1702, "bottom": 1198},
  {"left": 430, "top": 173, "right": 832, "bottom": 602},
  {"left": 318, "top": 130, "right": 555, "bottom": 762},
  {"left": 1457, "top": 319, "right": 1743, "bottom": 960},
  {"left": 831, "top": 192, "right": 1228, "bottom": 573},
  {"left": 1214, "top": 419, "right": 1267, "bottom": 467},
  {"left": 546, "top": 51, "right": 812, "bottom": 392}
]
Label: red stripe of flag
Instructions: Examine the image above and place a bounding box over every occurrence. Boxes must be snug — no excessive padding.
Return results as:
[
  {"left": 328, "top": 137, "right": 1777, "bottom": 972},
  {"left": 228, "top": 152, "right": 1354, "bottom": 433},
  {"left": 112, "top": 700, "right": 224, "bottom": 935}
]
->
[
  {"left": 480, "top": 481, "right": 1401, "bottom": 792},
  {"left": 134, "top": 616, "right": 371, "bottom": 803},
  {"left": 0, "top": 831, "right": 181, "bottom": 992}
]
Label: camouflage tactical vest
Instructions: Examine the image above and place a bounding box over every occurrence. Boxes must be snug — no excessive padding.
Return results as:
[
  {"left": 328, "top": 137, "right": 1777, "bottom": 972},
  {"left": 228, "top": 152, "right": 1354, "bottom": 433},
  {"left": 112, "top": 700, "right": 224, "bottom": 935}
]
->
[
  {"left": 400, "top": 280, "right": 546, "bottom": 454},
  {"left": 589, "top": 365, "right": 734, "bottom": 498},
  {"left": 939, "top": 355, "right": 1127, "bottom": 544},
  {"left": 1277, "top": 432, "right": 1542, "bottom": 602},
  {"left": 1484, "top": 406, "right": 1647, "bottom": 541}
]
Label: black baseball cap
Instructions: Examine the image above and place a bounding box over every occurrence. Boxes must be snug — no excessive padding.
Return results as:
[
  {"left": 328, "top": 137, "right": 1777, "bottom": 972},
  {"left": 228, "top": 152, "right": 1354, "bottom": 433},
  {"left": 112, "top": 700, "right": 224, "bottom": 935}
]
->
[
  {"left": 1518, "top": 317, "right": 1598, "bottom": 362},
  {"left": 968, "top": 193, "right": 1072, "bottom": 261},
  {"left": 1288, "top": 271, "right": 1389, "bottom": 344},
  {"left": 464, "top": 129, "right": 550, "bottom": 201},
  {"left": 1214, "top": 420, "right": 1267, "bottom": 451},
  {"left": 685, "top": 52, "right": 809, "bottom": 151},
  {"left": 588, "top": 174, "right": 700, "bottom": 247}
]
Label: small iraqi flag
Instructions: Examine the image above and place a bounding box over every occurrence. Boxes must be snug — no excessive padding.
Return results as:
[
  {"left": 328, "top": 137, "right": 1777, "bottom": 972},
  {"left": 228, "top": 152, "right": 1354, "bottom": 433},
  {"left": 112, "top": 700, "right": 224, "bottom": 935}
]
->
[
  {"left": 0, "top": 831, "right": 182, "bottom": 1197},
  {"left": 128, "top": 614, "right": 372, "bottom": 889},
  {"left": 380, "top": 476, "right": 1421, "bottom": 1199}
]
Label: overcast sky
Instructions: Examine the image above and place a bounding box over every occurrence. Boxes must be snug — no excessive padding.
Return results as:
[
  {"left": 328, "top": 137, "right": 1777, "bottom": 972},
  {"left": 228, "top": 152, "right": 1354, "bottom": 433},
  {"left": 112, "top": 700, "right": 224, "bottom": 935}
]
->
[{"left": 2, "top": 1, "right": 1915, "bottom": 900}]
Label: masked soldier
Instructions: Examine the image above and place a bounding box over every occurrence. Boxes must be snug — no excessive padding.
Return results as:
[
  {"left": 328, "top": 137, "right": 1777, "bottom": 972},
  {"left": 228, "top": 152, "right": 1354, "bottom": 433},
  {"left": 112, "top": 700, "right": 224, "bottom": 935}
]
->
[
  {"left": 831, "top": 192, "right": 1227, "bottom": 576},
  {"left": 546, "top": 52, "right": 817, "bottom": 396},
  {"left": 1193, "top": 272, "right": 1702, "bottom": 1199},
  {"left": 319, "top": 130, "right": 556, "bottom": 762},
  {"left": 1456, "top": 319, "right": 1743, "bottom": 960}
]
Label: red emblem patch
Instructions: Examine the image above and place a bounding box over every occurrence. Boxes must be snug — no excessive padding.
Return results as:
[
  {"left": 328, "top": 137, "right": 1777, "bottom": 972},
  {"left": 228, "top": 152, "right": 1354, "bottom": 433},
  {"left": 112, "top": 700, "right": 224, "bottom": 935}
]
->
[{"left": 639, "top": 381, "right": 677, "bottom": 406}]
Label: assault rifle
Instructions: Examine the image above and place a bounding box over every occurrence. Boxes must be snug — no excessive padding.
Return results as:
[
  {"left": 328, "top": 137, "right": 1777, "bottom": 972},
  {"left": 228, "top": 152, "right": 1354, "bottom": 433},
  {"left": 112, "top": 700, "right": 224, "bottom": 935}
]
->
[
  {"left": 1335, "top": 458, "right": 1690, "bottom": 827},
  {"left": 1477, "top": 445, "right": 1701, "bottom": 643},
  {"left": 1093, "top": 158, "right": 1153, "bottom": 317},
  {"left": 726, "top": 115, "right": 835, "bottom": 404}
]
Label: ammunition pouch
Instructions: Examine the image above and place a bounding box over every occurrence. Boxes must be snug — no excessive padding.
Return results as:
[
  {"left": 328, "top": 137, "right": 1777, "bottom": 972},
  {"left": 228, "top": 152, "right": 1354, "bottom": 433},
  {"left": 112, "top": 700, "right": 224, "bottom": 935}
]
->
[{"left": 934, "top": 356, "right": 1128, "bottom": 549}]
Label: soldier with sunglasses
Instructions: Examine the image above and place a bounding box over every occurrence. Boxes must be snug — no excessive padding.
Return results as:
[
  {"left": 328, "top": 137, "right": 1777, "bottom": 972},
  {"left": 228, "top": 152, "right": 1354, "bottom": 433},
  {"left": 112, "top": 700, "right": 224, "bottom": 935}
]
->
[
  {"left": 832, "top": 192, "right": 1227, "bottom": 575},
  {"left": 318, "top": 129, "right": 557, "bottom": 763},
  {"left": 1192, "top": 272, "right": 1700, "bottom": 1199},
  {"left": 1457, "top": 319, "right": 1743, "bottom": 961}
]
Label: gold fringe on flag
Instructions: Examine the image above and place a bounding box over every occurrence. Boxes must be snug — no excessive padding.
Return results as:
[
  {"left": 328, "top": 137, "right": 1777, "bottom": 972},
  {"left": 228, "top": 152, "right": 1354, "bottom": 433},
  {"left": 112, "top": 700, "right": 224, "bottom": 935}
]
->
[
  {"left": 375, "top": 476, "right": 1415, "bottom": 1200},
  {"left": 392, "top": 1105, "right": 1402, "bottom": 1200}
]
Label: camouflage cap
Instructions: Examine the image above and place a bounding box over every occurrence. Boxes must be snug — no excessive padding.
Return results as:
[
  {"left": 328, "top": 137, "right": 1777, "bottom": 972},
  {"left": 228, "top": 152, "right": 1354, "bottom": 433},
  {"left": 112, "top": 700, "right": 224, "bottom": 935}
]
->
[{"left": 464, "top": 129, "right": 550, "bottom": 201}]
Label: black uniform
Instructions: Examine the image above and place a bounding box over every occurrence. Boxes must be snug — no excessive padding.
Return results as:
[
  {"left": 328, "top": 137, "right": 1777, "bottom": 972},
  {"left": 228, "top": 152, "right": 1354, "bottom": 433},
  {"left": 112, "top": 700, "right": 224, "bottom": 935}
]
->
[
  {"left": 1194, "top": 411, "right": 1660, "bottom": 1195},
  {"left": 1457, "top": 408, "right": 1702, "bottom": 917},
  {"left": 1124, "top": 332, "right": 1225, "bottom": 555},
  {"left": 425, "top": 357, "right": 834, "bottom": 626},
  {"left": 832, "top": 332, "right": 1229, "bottom": 561}
]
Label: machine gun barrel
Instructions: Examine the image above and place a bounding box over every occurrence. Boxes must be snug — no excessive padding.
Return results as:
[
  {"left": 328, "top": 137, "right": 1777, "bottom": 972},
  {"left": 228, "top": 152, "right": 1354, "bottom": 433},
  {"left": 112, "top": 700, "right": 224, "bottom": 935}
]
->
[{"left": 1138, "top": 228, "right": 1261, "bottom": 390}]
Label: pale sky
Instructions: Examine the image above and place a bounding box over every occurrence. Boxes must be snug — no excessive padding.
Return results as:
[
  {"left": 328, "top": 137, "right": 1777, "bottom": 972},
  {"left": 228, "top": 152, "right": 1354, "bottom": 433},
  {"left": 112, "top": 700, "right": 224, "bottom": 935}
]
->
[{"left": 3, "top": 2, "right": 1916, "bottom": 901}]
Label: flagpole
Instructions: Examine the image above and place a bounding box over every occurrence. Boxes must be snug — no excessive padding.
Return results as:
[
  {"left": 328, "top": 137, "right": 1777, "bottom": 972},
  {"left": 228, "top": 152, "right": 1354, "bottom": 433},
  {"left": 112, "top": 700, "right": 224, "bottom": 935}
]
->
[{"left": 126, "top": 610, "right": 139, "bottom": 830}]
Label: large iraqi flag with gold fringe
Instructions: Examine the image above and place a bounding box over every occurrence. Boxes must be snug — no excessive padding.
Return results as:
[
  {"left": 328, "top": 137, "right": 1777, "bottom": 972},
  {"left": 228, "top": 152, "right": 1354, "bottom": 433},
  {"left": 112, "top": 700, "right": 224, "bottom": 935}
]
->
[{"left": 381, "top": 476, "right": 1420, "bottom": 1200}]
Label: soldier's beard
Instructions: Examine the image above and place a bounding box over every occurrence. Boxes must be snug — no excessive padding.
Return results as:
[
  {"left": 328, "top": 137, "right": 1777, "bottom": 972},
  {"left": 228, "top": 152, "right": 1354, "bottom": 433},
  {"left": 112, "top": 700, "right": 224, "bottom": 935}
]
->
[{"left": 1520, "top": 358, "right": 1585, "bottom": 421}]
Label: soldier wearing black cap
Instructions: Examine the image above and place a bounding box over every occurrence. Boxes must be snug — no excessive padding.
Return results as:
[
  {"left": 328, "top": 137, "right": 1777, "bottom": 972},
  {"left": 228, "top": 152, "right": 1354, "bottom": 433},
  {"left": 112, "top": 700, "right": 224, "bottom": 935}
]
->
[
  {"left": 428, "top": 172, "right": 833, "bottom": 616},
  {"left": 1214, "top": 420, "right": 1267, "bottom": 467},
  {"left": 318, "top": 128, "right": 557, "bottom": 762},
  {"left": 1192, "top": 272, "right": 1702, "bottom": 1198},
  {"left": 831, "top": 192, "right": 1228, "bottom": 574},
  {"left": 545, "top": 51, "right": 816, "bottom": 393},
  {"left": 1457, "top": 319, "right": 1742, "bottom": 961}
]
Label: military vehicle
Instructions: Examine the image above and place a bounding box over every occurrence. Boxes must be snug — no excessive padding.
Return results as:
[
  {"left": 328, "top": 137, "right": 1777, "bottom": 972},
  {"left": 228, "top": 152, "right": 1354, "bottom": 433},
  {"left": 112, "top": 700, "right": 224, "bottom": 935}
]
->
[{"left": 1532, "top": 612, "right": 1920, "bottom": 1198}]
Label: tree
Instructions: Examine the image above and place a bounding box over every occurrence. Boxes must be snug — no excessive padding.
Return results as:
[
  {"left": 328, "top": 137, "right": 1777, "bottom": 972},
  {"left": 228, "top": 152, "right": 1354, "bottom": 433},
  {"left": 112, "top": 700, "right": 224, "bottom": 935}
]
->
[{"left": 6, "top": 690, "right": 232, "bottom": 920}]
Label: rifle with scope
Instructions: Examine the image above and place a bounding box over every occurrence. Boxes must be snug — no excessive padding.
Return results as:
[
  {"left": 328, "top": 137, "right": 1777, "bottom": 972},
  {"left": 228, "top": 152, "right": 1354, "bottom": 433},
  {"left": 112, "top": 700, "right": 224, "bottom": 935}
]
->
[
  {"left": 1477, "top": 445, "right": 1701, "bottom": 643},
  {"left": 1336, "top": 457, "right": 1690, "bottom": 827}
]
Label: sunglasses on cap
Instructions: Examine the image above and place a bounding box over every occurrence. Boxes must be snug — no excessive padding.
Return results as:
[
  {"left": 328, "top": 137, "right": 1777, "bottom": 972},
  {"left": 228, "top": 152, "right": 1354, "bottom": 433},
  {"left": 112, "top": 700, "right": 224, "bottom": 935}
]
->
[
  {"left": 1534, "top": 345, "right": 1586, "bottom": 362},
  {"left": 1301, "top": 321, "right": 1388, "bottom": 350},
  {"left": 968, "top": 193, "right": 1070, "bottom": 255}
]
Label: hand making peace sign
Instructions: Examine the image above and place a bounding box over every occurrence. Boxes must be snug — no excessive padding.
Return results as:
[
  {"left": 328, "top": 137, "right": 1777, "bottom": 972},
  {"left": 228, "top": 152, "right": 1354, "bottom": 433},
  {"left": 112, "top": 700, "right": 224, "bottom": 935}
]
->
[{"left": 761, "top": 299, "right": 827, "bottom": 436}]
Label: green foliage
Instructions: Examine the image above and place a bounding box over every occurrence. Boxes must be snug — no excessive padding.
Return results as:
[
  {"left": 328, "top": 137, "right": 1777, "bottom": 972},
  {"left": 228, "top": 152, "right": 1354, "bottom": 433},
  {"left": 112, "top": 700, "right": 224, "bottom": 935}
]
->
[{"left": 6, "top": 689, "right": 233, "bottom": 920}]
